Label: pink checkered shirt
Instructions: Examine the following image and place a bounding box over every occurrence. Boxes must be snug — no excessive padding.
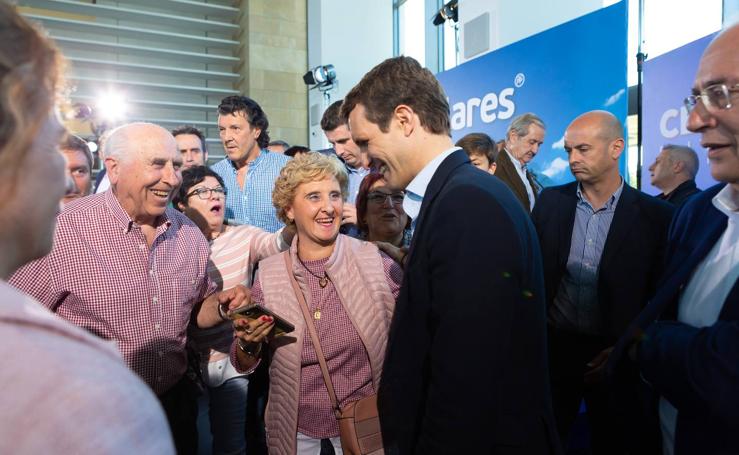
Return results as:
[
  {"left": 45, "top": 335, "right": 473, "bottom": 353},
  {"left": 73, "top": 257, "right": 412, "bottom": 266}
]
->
[{"left": 9, "top": 191, "right": 216, "bottom": 395}]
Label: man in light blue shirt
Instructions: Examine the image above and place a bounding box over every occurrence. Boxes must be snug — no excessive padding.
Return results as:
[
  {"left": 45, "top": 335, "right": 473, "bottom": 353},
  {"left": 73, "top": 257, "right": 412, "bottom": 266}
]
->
[
  {"left": 341, "top": 56, "right": 556, "bottom": 454},
  {"left": 211, "top": 96, "right": 290, "bottom": 232},
  {"left": 532, "top": 111, "right": 673, "bottom": 454}
]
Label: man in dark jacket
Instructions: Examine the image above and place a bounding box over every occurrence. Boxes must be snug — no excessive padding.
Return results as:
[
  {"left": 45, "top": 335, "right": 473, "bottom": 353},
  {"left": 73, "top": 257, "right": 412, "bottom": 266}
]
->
[{"left": 648, "top": 143, "right": 701, "bottom": 206}]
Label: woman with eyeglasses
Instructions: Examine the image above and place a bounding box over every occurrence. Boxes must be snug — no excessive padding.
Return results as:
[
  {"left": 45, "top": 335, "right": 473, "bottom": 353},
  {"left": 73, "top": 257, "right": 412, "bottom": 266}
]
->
[
  {"left": 229, "top": 153, "right": 403, "bottom": 454},
  {"left": 355, "top": 172, "right": 412, "bottom": 248},
  {"left": 173, "top": 165, "right": 293, "bottom": 455}
]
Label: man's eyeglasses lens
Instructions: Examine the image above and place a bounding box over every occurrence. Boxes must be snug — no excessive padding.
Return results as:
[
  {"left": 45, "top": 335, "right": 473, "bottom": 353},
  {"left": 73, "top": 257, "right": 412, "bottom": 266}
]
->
[
  {"left": 368, "top": 192, "right": 404, "bottom": 205},
  {"left": 188, "top": 187, "right": 226, "bottom": 199},
  {"left": 684, "top": 83, "right": 738, "bottom": 112}
]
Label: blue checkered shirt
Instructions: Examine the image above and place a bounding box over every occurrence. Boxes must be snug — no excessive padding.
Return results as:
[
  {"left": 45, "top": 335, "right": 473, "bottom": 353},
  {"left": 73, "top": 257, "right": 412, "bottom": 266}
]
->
[
  {"left": 549, "top": 179, "right": 624, "bottom": 334},
  {"left": 210, "top": 150, "right": 291, "bottom": 232}
]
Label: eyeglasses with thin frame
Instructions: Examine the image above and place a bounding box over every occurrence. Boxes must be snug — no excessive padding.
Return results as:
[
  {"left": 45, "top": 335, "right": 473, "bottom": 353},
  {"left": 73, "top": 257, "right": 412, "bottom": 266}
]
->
[
  {"left": 186, "top": 187, "right": 227, "bottom": 200},
  {"left": 367, "top": 191, "right": 404, "bottom": 205},
  {"left": 684, "top": 83, "right": 739, "bottom": 112}
]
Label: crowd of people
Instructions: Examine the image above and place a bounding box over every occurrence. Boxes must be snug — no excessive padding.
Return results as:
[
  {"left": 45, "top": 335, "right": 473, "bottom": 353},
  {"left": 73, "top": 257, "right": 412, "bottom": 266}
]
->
[{"left": 1, "top": 3, "right": 737, "bottom": 455}]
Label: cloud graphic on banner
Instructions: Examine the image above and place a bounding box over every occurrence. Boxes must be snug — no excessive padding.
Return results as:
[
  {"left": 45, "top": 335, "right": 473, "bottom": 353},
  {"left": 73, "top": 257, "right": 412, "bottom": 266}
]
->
[
  {"left": 604, "top": 88, "right": 626, "bottom": 107},
  {"left": 542, "top": 157, "right": 570, "bottom": 178},
  {"left": 551, "top": 135, "right": 565, "bottom": 150}
]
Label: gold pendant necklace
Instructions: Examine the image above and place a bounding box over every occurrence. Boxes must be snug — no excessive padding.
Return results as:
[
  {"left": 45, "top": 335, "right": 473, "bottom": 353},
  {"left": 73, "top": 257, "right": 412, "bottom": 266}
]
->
[{"left": 296, "top": 254, "right": 329, "bottom": 319}]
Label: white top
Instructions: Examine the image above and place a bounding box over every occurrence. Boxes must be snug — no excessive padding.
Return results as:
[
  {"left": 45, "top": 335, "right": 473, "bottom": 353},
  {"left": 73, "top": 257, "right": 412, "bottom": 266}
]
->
[
  {"left": 95, "top": 173, "right": 110, "bottom": 194},
  {"left": 660, "top": 184, "right": 739, "bottom": 455},
  {"left": 505, "top": 148, "right": 536, "bottom": 211},
  {"left": 403, "top": 147, "right": 460, "bottom": 230}
]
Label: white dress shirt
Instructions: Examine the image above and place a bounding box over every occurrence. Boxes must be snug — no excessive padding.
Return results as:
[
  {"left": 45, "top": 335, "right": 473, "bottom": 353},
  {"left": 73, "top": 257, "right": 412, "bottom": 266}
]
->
[{"left": 504, "top": 148, "right": 536, "bottom": 212}]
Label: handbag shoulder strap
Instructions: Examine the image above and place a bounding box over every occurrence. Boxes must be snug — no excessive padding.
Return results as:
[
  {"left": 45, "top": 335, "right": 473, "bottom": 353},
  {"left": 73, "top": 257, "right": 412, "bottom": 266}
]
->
[{"left": 283, "top": 251, "right": 342, "bottom": 417}]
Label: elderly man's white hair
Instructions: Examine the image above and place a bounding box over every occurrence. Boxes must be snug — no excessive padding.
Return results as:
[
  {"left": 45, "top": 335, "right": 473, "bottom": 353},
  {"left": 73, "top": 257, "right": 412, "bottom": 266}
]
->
[{"left": 104, "top": 122, "right": 176, "bottom": 163}]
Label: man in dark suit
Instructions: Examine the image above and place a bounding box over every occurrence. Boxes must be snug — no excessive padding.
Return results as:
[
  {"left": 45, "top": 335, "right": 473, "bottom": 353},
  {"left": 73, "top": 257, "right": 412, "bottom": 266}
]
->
[
  {"left": 341, "top": 56, "right": 559, "bottom": 454},
  {"left": 496, "top": 113, "right": 546, "bottom": 212},
  {"left": 531, "top": 111, "right": 673, "bottom": 454},
  {"left": 610, "top": 24, "right": 739, "bottom": 455},
  {"left": 648, "top": 144, "right": 701, "bottom": 206}
]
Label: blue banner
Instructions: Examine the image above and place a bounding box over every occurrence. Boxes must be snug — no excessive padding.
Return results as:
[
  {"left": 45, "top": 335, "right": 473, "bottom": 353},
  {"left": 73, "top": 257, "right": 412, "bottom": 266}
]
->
[
  {"left": 642, "top": 33, "right": 717, "bottom": 195},
  {"left": 436, "top": 2, "right": 628, "bottom": 187}
]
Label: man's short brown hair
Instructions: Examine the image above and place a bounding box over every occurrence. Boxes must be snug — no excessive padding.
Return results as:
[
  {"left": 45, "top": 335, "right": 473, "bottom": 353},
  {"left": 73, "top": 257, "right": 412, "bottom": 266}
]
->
[
  {"left": 456, "top": 133, "right": 497, "bottom": 164},
  {"left": 321, "top": 100, "right": 345, "bottom": 132},
  {"left": 340, "top": 56, "right": 451, "bottom": 136},
  {"left": 60, "top": 134, "right": 93, "bottom": 170}
]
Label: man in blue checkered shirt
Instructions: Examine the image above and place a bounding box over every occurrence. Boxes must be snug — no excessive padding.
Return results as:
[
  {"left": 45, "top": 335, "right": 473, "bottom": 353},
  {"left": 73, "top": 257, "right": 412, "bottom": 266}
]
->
[{"left": 211, "top": 96, "right": 291, "bottom": 232}]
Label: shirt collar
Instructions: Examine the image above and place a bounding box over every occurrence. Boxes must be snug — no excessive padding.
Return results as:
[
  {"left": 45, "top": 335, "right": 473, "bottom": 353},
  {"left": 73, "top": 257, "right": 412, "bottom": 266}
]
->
[
  {"left": 575, "top": 177, "right": 625, "bottom": 211},
  {"left": 713, "top": 184, "right": 739, "bottom": 216},
  {"left": 105, "top": 189, "right": 172, "bottom": 234},
  {"left": 403, "top": 146, "right": 460, "bottom": 220},
  {"left": 504, "top": 148, "right": 525, "bottom": 171},
  {"left": 228, "top": 148, "right": 265, "bottom": 171},
  {"left": 348, "top": 166, "right": 370, "bottom": 176}
]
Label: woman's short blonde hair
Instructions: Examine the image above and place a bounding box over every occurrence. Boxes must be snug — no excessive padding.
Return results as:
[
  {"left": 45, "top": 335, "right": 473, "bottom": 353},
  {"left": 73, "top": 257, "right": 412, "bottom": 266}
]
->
[
  {"left": 272, "top": 152, "right": 349, "bottom": 225},
  {"left": 0, "top": 4, "right": 65, "bottom": 197}
]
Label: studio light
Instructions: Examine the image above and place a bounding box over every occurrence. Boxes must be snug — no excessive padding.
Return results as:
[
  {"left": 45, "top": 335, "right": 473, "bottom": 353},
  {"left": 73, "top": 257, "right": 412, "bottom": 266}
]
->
[
  {"left": 95, "top": 90, "right": 128, "bottom": 123},
  {"left": 303, "top": 64, "right": 336, "bottom": 90},
  {"left": 432, "top": 0, "right": 458, "bottom": 26}
]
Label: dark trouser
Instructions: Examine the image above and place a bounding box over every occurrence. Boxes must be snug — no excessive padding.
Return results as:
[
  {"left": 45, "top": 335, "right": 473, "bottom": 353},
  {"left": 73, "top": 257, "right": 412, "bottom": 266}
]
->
[
  {"left": 159, "top": 374, "right": 200, "bottom": 455},
  {"left": 548, "top": 328, "right": 659, "bottom": 455}
]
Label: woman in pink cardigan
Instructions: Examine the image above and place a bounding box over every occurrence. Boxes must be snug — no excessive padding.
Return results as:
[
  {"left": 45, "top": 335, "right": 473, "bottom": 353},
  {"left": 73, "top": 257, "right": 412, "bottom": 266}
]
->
[{"left": 231, "top": 152, "right": 402, "bottom": 454}]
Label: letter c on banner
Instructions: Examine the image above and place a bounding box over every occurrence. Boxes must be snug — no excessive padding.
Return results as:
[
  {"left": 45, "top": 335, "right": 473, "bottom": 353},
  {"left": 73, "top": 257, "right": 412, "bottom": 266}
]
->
[{"left": 659, "top": 109, "right": 679, "bottom": 138}]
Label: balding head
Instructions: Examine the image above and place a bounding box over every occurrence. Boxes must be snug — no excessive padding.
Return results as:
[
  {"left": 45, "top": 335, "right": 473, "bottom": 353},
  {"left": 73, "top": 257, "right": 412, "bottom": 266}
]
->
[
  {"left": 686, "top": 22, "right": 739, "bottom": 187},
  {"left": 569, "top": 110, "right": 624, "bottom": 143},
  {"left": 105, "top": 122, "right": 182, "bottom": 226},
  {"left": 564, "top": 110, "right": 625, "bottom": 185}
]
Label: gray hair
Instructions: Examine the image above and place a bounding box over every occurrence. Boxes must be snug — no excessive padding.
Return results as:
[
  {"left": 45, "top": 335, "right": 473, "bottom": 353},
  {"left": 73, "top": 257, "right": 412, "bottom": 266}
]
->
[
  {"left": 662, "top": 144, "right": 699, "bottom": 179},
  {"left": 506, "top": 113, "right": 546, "bottom": 140}
]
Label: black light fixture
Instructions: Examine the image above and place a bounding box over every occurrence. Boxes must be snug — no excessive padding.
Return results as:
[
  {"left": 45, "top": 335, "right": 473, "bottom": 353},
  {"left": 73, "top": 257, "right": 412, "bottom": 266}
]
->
[
  {"left": 432, "top": 0, "right": 458, "bottom": 26},
  {"left": 303, "top": 64, "right": 337, "bottom": 90}
]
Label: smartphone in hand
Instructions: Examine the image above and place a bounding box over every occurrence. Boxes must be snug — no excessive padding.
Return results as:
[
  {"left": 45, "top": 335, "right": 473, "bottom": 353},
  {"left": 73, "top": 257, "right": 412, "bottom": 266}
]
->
[{"left": 229, "top": 303, "right": 295, "bottom": 337}]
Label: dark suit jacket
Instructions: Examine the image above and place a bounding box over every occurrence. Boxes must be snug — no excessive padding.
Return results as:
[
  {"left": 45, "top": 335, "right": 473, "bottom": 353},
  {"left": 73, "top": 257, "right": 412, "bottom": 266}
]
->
[
  {"left": 495, "top": 149, "right": 538, "bottom": 212},
  {"left": 657, "top": 179, "right": 701, "bottom": 207},
  {"left": 610, "top": 184, "right": 739, "bottom": 454},
  {"left": 378, "top": 150, "right": 560, "bottom": 454},
  {"left": 531, "top": 181, "right": 674, "bottom": 340}
]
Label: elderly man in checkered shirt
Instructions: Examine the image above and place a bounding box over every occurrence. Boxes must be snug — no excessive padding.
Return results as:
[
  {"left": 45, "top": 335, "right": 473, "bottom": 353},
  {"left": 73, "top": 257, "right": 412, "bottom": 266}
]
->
[{"left": 10, "top": 122, "right": 248, "bottom": 455}]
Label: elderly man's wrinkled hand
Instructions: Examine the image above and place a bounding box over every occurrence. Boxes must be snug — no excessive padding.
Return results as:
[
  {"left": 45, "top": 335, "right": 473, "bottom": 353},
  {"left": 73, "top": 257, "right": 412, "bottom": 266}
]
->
[{"left": 218, "top": 284, "right": 251, "bottom": 312}]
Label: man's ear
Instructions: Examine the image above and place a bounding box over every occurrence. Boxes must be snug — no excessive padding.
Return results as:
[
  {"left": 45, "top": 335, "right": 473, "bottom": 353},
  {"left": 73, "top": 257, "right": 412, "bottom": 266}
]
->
[
  {"left": 673, "top": 160, "right": 685, "bottom": 174},
  {"left": 609, "top": 138, "right": 625, "bottom": 160},
  {"left": 394, "top": 104, "right": 416, "bottom": 136},
  {"left": 105, "top": 157, "right": 119, "bottom": 185}
]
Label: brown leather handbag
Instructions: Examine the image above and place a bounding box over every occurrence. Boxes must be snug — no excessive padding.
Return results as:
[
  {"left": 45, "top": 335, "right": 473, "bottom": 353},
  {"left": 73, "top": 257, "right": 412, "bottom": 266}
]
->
[{"left": 284, "top": 252, "right": 384, "bottom": 455}]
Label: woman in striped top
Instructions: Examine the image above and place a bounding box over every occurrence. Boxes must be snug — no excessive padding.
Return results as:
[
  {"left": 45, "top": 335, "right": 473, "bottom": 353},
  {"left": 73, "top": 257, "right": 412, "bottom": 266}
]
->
[{"left": 174, "top": 165, "right": 293, "bottom": 455}]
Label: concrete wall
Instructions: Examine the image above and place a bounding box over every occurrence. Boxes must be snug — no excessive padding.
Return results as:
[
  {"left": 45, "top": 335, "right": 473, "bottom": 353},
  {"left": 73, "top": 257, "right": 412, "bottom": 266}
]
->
[{"left": 239, "top": 0, "right": 309, "bottom": 148}]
